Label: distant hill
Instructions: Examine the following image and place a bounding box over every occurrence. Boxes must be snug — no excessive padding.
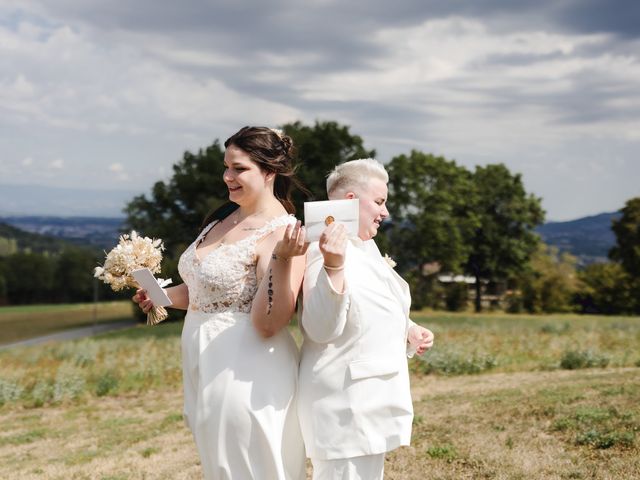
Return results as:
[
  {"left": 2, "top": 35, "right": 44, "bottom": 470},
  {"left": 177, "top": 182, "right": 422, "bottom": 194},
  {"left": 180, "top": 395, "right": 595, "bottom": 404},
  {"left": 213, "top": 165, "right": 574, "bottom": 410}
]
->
[
  {"left": 536, "top": 212, "right": 619, "bottom": 265},
  {"left": 0, "top": 217, "right": 124, "bottom": 251},
  {"left": 0, "top": 222, "right": 76, "bottom": 255}
]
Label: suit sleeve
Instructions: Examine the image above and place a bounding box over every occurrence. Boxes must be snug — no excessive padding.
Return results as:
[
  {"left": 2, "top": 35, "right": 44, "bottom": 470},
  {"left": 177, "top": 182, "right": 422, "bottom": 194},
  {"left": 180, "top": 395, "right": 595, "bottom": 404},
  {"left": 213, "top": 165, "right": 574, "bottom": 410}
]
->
[
  {"left": 301, "top": 243, "right": 350, "bottom": 343},
  {"left": 406, "top": 318, "right": 418, "bottom": 358}
]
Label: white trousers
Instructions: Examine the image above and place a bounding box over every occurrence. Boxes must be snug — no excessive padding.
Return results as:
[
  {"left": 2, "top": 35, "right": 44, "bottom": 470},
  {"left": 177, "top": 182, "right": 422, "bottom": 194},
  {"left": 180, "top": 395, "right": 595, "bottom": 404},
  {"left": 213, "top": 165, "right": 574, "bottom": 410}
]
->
[{"left": 311, "top": 454, "right": 385, "bottom": 480}]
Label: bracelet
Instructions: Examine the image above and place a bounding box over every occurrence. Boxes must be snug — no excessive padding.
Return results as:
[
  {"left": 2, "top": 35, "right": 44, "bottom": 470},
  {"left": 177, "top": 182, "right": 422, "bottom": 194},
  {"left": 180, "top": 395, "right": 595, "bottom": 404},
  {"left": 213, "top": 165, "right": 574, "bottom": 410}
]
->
[
  {"left": 271, "top": 253, "right": 290, "bottom": 261},
  {"left": 323, "top": 263, "right": 345, "bottom": 271}
]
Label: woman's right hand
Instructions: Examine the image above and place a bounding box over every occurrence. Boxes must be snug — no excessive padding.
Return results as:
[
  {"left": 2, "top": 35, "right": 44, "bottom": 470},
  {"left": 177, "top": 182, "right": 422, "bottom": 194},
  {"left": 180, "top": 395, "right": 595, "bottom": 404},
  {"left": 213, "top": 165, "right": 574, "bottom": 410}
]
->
[
  {"left": 132, "top": 288, "right": 154, "bottom": 314},
  {"left": 319, "top": 222, "right": 348, "bottom": 268}
]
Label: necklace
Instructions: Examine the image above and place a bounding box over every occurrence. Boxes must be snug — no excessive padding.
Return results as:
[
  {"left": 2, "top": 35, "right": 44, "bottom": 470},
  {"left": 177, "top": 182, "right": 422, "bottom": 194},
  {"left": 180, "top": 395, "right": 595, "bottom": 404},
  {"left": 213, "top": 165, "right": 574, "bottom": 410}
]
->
[{"left": 231, "top": 207, "right": 269, "bottom": 225}]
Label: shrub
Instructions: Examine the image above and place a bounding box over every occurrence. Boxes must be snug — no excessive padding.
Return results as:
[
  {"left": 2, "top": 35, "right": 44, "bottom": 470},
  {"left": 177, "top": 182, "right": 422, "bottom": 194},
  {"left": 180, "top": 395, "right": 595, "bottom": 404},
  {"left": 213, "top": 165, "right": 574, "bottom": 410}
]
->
[
  {"left": 444, "top": 283, "right": 469, "bottom": 312},
  {"left": 575, "top": 430, "right": 634, "bottom": 449},
  {"left": 53, "top": 365, "right": 86, "bottom": 403},
  {"left": 540, "top": 322, "right": 570, "bottom": 334},
  {"left": 0, "top": 379, "right": 23, "bottom": 406},
  {"left": 426, "top": 443, "right": 458, "bottom": 460},
  {"left": 560, "top": 350, "right": 609, "bottom": 370},
  {"left": 416, "top": 348, "right": 498, "bottom": 376},
  {"left": 95, "top": 372, "right": 119, "bottom": 397},
  {"left": 29, "top": 380, "right": 53, "bottom": 408}
]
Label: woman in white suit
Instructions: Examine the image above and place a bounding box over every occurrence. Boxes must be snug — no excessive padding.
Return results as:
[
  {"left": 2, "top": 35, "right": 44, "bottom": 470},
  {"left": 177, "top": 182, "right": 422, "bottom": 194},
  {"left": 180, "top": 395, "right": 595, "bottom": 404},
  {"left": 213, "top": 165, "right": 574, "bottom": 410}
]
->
[{"left": 299, "top": 158, "right": 434, "bottom": 480}]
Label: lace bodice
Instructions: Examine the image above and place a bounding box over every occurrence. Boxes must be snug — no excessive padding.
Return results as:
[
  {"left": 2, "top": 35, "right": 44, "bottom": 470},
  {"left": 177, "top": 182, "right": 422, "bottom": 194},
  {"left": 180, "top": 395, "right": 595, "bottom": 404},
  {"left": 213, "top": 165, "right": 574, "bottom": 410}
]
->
[{"left": 178, "top": 214, "right": 296, "bottom": 314}]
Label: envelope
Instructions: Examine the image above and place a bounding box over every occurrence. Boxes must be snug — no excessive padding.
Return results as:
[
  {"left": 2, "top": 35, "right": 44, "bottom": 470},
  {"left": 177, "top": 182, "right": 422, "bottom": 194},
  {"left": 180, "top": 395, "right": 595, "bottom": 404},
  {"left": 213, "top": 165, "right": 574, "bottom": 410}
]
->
[
  {"left": 304, "top": 199, "right": 359, "bottom": 242},
  {"left": 131, "top": 268, "right": 173, "bottom": 307}
]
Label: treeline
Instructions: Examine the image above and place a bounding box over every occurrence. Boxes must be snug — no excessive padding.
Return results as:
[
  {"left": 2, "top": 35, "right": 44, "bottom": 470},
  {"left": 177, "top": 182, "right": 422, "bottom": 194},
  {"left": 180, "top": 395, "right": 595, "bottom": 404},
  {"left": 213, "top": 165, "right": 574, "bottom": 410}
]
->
[
  {"left": 0, "top": 225, "right": 127, "bottom": 305},
  {"left": 4, "top": 120, "right": 638, "bottom": 314},
  {"left": 123, "top": 120, "right": 640, "bottom": 315}
]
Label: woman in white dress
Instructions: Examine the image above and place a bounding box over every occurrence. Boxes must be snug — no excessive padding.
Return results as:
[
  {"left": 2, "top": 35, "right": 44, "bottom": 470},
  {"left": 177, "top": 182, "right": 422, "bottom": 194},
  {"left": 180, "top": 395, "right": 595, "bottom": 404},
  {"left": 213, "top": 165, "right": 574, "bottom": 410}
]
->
[{"left": 134, "top": 126, "right": 308, "bottom": 479}]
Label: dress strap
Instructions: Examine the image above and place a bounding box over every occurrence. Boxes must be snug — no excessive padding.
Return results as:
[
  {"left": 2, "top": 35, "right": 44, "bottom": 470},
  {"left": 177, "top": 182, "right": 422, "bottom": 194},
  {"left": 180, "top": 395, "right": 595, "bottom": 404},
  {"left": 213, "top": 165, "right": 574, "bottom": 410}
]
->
[
  {"left": 250, "top": 214, "right": 296, "bottom": 242},
  {"left": 196, "top": 220, "right": 219, "bottom": 245}
]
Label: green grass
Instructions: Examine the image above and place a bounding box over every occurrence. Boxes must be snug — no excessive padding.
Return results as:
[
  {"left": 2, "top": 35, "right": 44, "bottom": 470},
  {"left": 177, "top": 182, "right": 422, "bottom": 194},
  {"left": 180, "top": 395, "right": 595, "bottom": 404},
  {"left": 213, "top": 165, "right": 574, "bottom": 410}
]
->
[
  {"left": 1, "top": 311, "right": 638, "bottom": 410},
  {"left": 411, "top": 311, "right": 640, "bottom": 373},
  {"left": 0, "top": 311, "right": 638, "bottom": 479},
  {"left": 0, "top": 301, "right": 135, "bottom": 345},
  {"left": 0, "top": 321, "right": 183, "bottom": 408}
]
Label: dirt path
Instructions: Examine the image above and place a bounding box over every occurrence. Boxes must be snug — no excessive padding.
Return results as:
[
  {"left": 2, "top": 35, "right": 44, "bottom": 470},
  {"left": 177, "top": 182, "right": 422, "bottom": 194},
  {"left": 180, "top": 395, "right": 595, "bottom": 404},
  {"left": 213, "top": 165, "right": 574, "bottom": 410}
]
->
[{"left": 0, "top": 319, "right": 138, "bottom": 350}]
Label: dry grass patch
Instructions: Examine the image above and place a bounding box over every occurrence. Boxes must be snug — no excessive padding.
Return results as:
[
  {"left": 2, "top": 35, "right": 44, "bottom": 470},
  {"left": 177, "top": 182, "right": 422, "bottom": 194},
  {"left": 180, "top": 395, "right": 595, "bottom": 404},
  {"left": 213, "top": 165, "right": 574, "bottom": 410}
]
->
[
  {"left": 0, "top": 391, "right": 200, "bottom": 479},
  {"left": 1, "top": 368, "right": 638, "bottom": 479},
  {"left": 386, "top": 368, "right": 640, "bottom": 480}
]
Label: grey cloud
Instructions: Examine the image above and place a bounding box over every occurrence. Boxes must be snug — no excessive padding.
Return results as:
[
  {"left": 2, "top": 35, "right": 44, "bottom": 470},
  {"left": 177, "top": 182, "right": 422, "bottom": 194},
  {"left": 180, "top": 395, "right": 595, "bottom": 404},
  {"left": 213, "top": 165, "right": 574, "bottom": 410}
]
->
[{"left": 555, "top": 0, "right": 640, "bottom": 37}]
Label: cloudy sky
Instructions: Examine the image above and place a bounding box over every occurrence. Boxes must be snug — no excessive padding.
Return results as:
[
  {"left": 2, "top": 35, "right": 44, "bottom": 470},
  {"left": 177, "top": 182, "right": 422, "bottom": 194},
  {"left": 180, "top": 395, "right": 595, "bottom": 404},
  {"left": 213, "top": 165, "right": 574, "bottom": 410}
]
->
[{"left": 1, "top": 0, "right": 639, "bottom": 221}]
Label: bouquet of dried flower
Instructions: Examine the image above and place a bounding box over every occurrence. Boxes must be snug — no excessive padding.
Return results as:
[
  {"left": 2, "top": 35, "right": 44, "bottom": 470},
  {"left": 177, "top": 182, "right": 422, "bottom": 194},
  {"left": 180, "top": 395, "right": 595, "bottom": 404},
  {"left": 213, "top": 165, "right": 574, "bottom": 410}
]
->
[{"left": 94, "top": 231, "right": 170, "bottom": 325}]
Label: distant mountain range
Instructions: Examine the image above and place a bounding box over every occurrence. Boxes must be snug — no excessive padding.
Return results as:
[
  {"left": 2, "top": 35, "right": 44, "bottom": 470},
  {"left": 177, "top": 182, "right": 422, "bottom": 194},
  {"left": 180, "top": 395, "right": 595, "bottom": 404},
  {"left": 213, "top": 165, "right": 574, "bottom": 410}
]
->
[
  {"left": 1, "top": 216, "right": 124, "bottom": 251},
  {"left": 536, "top": 212, "right": 619, "bottom": 265},
  {"left": 0, "top": 211, "right": 621, "bottom": 266}
]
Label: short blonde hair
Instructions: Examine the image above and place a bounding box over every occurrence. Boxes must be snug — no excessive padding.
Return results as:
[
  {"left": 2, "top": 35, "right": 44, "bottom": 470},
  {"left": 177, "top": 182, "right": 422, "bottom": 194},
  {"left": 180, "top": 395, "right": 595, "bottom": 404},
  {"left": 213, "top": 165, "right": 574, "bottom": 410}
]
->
[{"left": 326, "top": 158, "right": 388, "bottom": 198}]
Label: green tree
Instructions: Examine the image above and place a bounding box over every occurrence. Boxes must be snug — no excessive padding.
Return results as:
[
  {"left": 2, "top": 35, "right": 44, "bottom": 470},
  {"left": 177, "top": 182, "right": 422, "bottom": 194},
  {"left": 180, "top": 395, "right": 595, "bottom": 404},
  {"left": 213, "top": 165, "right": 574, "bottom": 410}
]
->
[
  {"left": 610, "top": 197, "right": 640, "bottom": 278},
  {"left": 54, "top": 248, "right": 101, "bottom": 303},
  {"left": 384, "top": 151, "right": 478, "bottom": 308},
  {"left": 285, "top": 120, "right": 375, "bottom": 210},
  {"left": 465, "top": 164, "right": 545, "bottom": 312},
  {"left": 510, "top": 243, "right": 580, "bottom": 313},
  {"left": 0, "top": 257, "right": 7, "bottom": 304},
  {"left": 576, "top": 262, "right": 638, "bottom": 314},
  {"left": 0, "top": 237, "right": 18, "bottom": 256},
  {"left": 4, "top": 252, "right": 55, "bottom": 304}
]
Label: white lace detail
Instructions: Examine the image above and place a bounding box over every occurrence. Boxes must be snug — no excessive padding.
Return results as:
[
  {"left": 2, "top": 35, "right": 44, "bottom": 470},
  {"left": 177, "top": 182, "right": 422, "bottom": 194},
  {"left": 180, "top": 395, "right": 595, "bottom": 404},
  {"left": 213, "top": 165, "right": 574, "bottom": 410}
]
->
[{"left": 178, "top": 214, "right": 296, "bottom": 314}]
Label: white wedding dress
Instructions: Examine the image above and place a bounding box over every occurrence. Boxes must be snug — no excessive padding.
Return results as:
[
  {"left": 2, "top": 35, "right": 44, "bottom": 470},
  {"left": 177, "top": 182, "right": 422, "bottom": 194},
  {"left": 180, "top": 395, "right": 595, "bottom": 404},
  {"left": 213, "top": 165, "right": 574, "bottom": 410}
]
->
[{"left": 178, "top": 214, "right": 305, "bottom": 480}]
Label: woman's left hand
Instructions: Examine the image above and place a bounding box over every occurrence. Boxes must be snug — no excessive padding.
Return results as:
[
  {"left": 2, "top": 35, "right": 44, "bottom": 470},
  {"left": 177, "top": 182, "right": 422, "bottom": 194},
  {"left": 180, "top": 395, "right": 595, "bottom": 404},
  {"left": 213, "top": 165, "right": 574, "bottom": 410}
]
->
[
  {"left": 273, "top": 220, "right": 309, "bottom": 259},
  {"left": 408, "top": 325, "right": 435, "bottom": 355}
]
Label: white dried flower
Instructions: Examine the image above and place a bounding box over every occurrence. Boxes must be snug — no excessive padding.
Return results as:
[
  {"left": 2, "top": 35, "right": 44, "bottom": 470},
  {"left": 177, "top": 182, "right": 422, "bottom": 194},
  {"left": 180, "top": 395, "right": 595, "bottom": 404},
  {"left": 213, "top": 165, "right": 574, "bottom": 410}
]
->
[
  {"left": 383, "top": 253, "right": 397, "bottom": 269},
  {"left": 94, "top": 231, "right": 165, "bottom": 292},
  {"left": 269, "top": 128, "right": 284, "bottom": 138}
]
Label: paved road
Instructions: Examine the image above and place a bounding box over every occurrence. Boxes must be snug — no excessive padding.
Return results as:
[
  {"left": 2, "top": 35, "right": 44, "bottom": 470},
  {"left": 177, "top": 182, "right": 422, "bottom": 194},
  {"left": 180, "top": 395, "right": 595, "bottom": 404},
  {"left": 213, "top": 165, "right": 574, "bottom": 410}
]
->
[{"left": 0, "top": 320, "right": 139, "bottom": 350}]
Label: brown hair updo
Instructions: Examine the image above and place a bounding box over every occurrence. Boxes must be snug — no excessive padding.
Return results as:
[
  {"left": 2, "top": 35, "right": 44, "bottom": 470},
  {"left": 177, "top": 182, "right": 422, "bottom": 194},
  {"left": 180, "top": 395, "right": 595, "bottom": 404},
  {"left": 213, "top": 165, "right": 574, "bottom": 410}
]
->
[{"left": 201, "top": 126, "right": 307, "bottom": 229}]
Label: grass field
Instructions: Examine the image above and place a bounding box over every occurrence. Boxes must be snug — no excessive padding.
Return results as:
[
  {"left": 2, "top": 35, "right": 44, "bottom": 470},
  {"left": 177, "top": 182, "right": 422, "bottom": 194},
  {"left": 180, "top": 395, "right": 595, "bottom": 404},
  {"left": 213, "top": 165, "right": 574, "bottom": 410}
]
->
[
  {"left": 0, "top": 301, "right": 134, "bottom": 345},
  {"left": 0, "top": 311, "right": 638, "bottom": 479}
]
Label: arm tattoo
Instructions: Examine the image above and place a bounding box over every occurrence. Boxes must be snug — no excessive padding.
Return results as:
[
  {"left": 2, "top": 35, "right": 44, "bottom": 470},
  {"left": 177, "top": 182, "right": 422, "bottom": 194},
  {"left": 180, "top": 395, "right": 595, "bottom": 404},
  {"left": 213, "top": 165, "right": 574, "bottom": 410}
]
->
[{"left": 267, "top": 268, "right": 274, "bottom": 315}]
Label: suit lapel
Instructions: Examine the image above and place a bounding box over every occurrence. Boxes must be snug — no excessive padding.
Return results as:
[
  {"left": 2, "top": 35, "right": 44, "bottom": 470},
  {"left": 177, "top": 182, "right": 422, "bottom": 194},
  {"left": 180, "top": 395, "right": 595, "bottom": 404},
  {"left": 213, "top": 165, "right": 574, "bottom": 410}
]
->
[{"left": 362, "top": 239, "right": 411, "bottom": 316}]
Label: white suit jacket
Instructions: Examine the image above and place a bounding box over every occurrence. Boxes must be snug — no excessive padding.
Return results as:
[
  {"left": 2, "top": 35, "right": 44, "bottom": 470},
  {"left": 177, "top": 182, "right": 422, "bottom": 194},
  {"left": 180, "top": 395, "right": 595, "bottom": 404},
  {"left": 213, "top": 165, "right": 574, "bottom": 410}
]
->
[{"left": 298, "top": 237, "right": 417, "bottom": 460}]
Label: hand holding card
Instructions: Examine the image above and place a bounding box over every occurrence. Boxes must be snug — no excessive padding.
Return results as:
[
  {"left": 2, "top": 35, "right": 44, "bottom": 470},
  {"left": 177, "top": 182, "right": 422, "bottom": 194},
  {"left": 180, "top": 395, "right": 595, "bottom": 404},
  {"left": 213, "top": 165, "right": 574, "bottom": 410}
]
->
[
  {"left": 304, "top": 199, "right": 359, "bottom": 242},
  {"left": 131, "top": 268, "right": 173, "bottom": 307}
]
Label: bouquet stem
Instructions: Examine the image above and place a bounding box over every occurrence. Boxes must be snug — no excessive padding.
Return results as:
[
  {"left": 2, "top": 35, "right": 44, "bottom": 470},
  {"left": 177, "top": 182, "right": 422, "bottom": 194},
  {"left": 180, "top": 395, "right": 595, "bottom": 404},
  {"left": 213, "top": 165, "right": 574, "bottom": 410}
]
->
[{"left": 147, "top": 306, "right": 169, "bottom": 326}]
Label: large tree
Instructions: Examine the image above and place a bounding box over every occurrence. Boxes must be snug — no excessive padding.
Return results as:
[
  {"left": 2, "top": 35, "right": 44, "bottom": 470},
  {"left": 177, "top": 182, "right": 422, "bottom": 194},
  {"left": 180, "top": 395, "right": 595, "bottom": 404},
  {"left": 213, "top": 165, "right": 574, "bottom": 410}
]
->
[
  {"left": 610, "top": 197, "right": 640, "bottom": 277},
  {"left": 464, "top": 164, "right": 544, "bottom": 311},
  {"left": 515, "top": 243, "right": 580, "bottom": 314},
  {"left": 576, "top": 262, "right": 637, "bottom": 314},
  {"left": 284, "top": 120, "right": 375, "bottom": 210},
  {"left": 384, "top": 151, "right": 479, "bottom": 307}
]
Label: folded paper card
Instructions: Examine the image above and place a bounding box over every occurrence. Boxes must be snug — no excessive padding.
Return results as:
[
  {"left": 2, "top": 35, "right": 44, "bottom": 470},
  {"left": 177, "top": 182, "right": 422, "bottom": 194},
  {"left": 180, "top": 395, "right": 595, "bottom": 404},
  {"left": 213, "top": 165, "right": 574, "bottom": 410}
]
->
[
  {"left": 304, "top": 198, "right": 359, "bottom": 242},
  {"left": 131, "top": 268, "right": 173, "bottom": 307}
]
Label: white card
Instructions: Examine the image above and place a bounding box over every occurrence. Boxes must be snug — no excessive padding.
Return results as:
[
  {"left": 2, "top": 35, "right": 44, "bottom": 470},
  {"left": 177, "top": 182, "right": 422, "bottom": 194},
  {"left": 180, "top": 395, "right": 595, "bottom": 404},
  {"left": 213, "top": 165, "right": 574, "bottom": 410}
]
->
[
  {"left": 131, "top": 268, "right": 173, "bottom": 307},
  {"left": 304, "top": 198, "right": 359, "bottom": 242}
]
